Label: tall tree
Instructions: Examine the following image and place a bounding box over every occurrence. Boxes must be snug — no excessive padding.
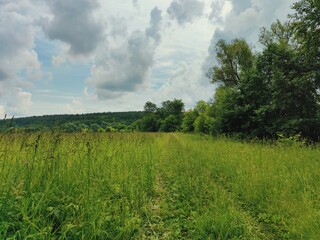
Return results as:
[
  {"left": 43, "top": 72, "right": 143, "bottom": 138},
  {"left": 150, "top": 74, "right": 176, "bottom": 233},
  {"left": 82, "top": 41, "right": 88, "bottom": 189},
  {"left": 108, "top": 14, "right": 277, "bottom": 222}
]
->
[
  {"left": 144, "top": 101, "right": 157, "bottom": 113},
  {"left": 259, "top": 20, "right": 295, "bottom": 47},
  {"left": 207, "top": 39, "right": 254, "bottom": 87},
  {"left": 291, "top": 0, "right": 320, "bottom": 95},
  {"left": 291, "top": 0, "right": 320, "bottom": 60},
  {"left": 207, "top": 17, "right": 320, "bottom": 140},
  {"left": 158, "top": 99, "right": 185, "bottom": 119}
]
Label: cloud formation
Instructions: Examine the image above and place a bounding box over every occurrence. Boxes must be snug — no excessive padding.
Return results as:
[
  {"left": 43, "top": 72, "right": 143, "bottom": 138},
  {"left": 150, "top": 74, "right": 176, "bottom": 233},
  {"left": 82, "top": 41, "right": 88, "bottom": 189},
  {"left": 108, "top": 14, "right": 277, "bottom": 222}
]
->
[
  {"left": 155, "top": 61, "right": 215, "bottom": 108},
  {"left": 87, "top": 7, "right": 163, "bottom": 99},
  {"left": 146, "top": 7, "right": 162, "bottom": 44},
  {"left": 43, "top": 0, "right": 104, "bottom": 56},
  {"left": 0, "top": 0, "right": 294, "bottom": 116},
  {"left": 203, "top": 0, "right": 292, "bottom": 74},
  {"left": 0, "top": 2, "right": 40, "bottom": 81},
  {"left": 0, "top": 0, "right": 43, "bottom": 115},
  {"left": 7, "top": 88, "right": 33, "bottom": 116},
  {"left": 167, "top": 0, "right": 204, "bottom": 25}
]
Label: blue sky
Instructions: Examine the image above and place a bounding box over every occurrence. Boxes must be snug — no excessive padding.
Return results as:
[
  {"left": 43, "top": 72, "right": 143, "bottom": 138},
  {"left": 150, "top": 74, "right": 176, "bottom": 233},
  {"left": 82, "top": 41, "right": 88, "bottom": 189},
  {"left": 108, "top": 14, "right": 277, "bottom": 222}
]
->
[{"left": 0, "top": 0, "right": 292, "bottom": 117}]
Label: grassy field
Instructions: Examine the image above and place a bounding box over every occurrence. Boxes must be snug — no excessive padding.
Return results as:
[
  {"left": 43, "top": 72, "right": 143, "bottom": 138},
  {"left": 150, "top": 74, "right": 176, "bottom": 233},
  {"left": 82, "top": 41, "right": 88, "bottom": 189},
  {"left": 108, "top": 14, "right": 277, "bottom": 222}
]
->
[{"left": 0, "top": 132, "right": 319, "bottom": 239}]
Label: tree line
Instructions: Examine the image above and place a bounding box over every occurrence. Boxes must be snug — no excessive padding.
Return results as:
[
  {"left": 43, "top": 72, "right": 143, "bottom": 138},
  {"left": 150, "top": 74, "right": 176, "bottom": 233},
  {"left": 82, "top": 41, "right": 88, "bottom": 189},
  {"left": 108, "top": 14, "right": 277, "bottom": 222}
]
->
[
  {"left": 137, "top": 0, "right": 320, "bottom": 141},
  {"left": 0, "top": 112, "right": 144, "bottom": 133}
]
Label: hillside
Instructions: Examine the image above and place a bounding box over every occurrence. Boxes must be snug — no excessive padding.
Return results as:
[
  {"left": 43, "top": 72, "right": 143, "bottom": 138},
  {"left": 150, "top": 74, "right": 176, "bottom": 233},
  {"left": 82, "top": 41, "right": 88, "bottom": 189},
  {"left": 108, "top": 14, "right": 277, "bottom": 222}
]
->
[{"left": 0, "top": 112, "right": 144, "bottom": 132}]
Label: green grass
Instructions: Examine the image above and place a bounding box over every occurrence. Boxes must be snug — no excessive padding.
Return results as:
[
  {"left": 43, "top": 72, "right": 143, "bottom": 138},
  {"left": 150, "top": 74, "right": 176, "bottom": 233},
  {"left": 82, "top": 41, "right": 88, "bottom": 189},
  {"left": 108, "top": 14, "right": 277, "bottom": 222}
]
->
[{"left": 0, "top": 132, "right": 319, "bottom": 239}]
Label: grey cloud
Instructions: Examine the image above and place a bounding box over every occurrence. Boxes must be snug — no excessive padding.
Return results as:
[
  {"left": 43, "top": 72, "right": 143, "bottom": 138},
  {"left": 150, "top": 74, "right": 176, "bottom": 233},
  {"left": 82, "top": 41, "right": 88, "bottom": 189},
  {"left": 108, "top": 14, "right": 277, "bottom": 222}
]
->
[
  {"left": 93, "top": 30, "right": 153, "bottom": 93},
  {"left": 203, "top": 0, "right": 292, "bottom": 74},
  {"left": 167, "top": 0, "right": 204, "bottom": 25},
  {"left": 230, "top": 0, "right": 252, "bottom": 14},
  {"left": 87, "top": 8, "right": 163, "bottom": 99},
  {"left": 0, "top": 70, "right": 8, "bottom": 81},
  {"left": 132, "top": 0, "right": 138, "bottom": 7},
  {"left": 44, "top": 0, "right": 104, "bottom": 56},
  {"left": 0, "top": 7, "right": 34, "bottom": 57},
  {"left": 146, "top": 7, "right": 162, "bottom": 44}
]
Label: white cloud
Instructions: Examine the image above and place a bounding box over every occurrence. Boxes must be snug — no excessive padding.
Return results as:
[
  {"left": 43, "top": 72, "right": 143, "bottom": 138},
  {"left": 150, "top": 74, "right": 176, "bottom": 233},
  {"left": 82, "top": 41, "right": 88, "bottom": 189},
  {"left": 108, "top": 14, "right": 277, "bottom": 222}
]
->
[
  {"left": 64, "top": 99, "right": 84, "bottom": 114},
  {"left": 52, "top": 55, "right": 66, "bottom": 67},
  {"left": 7, "top": 88, "right": 32, "bottom": 116},
  {"left": 209, "top": 0, "right": 232, "bottom": 22},
  {"left": 155, "top": 61, "right": 215, "bottom": 108},
  {"left": 0, "top": 0, "right": 45, "bottom": 116},
  {"left": 87, "top": 7, "right": 163, "bottom": 99},
  {"left": 0, "top": 3, "right": 42, "bottom": 82},
  {"left": 109, "top": 17, "right": 128, "bottom": 38}
]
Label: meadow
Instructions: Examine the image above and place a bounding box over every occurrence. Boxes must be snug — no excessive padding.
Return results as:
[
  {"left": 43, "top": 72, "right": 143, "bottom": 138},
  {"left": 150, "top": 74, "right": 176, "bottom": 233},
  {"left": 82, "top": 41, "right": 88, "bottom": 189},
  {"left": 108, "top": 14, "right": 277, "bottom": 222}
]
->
[{"left": 0, "top": 132, "right": 319, "bottom": 239}]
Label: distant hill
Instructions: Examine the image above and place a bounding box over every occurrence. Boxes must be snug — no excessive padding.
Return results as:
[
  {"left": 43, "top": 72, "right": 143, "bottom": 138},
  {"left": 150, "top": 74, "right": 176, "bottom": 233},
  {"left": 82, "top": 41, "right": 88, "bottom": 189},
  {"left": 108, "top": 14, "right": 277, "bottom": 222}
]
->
[{"left": 0, "top": 112, "right": 144, "bottom": 132}]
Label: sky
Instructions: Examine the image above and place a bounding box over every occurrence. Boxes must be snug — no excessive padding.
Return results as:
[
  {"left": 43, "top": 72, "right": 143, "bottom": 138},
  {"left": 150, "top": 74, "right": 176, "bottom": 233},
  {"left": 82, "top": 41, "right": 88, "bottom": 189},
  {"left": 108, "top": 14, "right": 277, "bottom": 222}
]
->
[{"left": 0, "top": 0, "right": 293, "bottom": 117}]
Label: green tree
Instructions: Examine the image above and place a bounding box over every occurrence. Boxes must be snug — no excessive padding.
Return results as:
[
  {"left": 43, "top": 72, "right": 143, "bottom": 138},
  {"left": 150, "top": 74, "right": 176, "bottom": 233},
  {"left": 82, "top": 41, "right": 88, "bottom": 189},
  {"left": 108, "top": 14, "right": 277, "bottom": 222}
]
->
[
  {"left": 194, "top": 100, "right": 208, "bottom": 114},
  {"left": 291, "top": 0, "right": 320, "bottom": 61},
  {"left": 263, "top": 43, "right": 319, "bottom": 138},
  {"left": 159, "top": 115, "right": 180, "bottom": 132},
  {"left": 90, "top": 123, "right": 102, "bottom": 132},
  {"left": 207, "top": 14, "right": 320, "bottom": 140},
  {"left": 181, "top": 110, "right": 198, "bottom": 132},
  {"left": 207, "top": 39, "right": 254, "bottom": 87},
  {"left": 144, "top": 101, "right": 157, "bottom": 113},
  {"left": 138, "top": 114, "right": 159, "bottom": 132},
  {"left": 63, "top": 123, "right": 80, "bottom": 133},
  {"left": 194, "top": 114, "right": 214, "bottom": 134},
  {"left": 206, "top": 38, "right": 256, "bottom": 137},
  {"left": 158, "top": 99, "right": 185, "bottom": 118},
  {"left": 259, "top": 20, "right": 295, "bottom": 47}
]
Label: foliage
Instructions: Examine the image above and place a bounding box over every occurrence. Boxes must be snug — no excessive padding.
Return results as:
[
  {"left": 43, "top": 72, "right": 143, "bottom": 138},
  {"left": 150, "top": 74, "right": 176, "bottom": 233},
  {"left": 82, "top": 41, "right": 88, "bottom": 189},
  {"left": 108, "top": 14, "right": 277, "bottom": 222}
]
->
[
  {"left": 0, "top": 112, "right": 144, "bottom": 133},
  {"left": 159, "top": 114, "right": 180, "bottom": 132},
  {"left": 181, "top": 110, "right": 198, "bottom": 132},
  {"left": 135, "top": 99, "right": 185, "bottom": 132},
  {"left": 206, "top": 38, "right": 254, "bottom": 87},
  {"left": 202, "top": 3, "right": 320, "bottom": 141},
  {"left": 291, "top": 0, "right": 320, "bottom": 61},
  {"left": 144, "top": 101, "right": 157, "bottom": 113}
]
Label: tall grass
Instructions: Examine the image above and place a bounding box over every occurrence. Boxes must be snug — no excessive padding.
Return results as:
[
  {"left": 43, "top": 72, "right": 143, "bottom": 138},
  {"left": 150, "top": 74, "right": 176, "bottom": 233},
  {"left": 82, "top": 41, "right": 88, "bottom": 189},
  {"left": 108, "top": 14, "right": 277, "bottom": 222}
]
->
[
  {"left": 0, "top": 132, "right": 319, "bottom": 239},
  {"left": 0, "top": 132, "right": 159, "bottom": 239},
  {"left": 172, "top": 134, "right": 320, "bottom": 239}
]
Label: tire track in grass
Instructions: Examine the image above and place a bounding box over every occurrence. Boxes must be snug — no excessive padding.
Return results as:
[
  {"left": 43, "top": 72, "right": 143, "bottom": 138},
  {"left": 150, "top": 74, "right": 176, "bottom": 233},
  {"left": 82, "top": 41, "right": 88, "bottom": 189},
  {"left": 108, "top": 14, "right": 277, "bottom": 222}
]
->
[
  {"left": 144, "top": 171, "right": 170, "bottom": 239},
  {"left": 162, "top": 134, "right": 273, "bottom": 239},
  {"left": 143, "top": 133, "right": 277, "bottom": 239},
  {"left": 175, "top": 134, "right": 287, "bottom": 240},
  {"left": 141, "top": 134, "right": 173, "bottom": 239},
  {"left": 143, "top": 133, "right": 202, "bottom": 239},
  {"left": 153, "top": 133, "right": 200, "bottom": 239}
]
